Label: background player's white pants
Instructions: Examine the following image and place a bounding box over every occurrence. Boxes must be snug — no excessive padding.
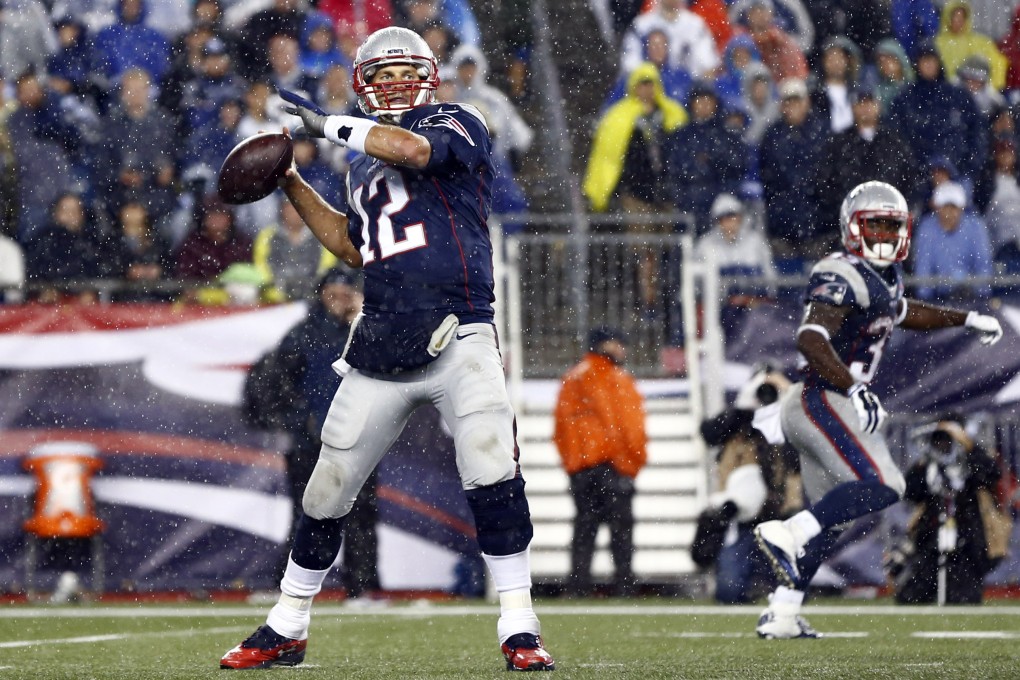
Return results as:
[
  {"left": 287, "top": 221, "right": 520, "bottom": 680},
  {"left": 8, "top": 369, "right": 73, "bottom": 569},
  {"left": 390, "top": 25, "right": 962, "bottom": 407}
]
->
[
  {"left": 780, "top": 382, "right": 905, "bottom": 504},
  {"left": 303, "top": 323, "right": 519, "bottom": 520}
]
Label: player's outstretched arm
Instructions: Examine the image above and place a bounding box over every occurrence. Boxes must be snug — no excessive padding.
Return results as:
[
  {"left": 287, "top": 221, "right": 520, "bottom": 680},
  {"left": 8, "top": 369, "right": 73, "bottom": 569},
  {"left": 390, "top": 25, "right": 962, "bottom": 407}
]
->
[
  {"left": 900, "top": 299, "right": 1003, "bottom": 345},
  {"left": 279, "top": 166, "right": 362, "bottom": 268}
]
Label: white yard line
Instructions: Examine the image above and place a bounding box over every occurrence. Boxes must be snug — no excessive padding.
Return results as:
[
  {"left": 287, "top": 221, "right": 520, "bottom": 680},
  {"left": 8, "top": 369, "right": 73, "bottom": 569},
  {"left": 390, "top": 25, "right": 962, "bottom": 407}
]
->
[{"left": 0, "top": 625, "right": 248, "bottom": 649}]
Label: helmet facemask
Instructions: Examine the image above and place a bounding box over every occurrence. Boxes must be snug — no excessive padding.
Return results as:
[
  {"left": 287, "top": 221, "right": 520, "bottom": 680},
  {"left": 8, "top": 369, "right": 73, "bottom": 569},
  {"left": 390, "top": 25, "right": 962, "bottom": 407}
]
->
[{"left": 846, "top": 210, "right": 912, "bottom": 268}]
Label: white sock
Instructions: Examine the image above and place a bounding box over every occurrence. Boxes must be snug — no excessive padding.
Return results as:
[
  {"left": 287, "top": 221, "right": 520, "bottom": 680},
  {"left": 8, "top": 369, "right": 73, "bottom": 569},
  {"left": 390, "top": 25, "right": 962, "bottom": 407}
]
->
[
  {"left": 482, "top": 549, "right": 540, "bottom": 643},
  {"left": 265, "top": 554, "right": 331, "bottom": 640},
  {"left": 266, "top": 594, "right": 312, "bottom": 640},
  {"left": 280, "top": 553, "right": 331, "bottom": 598},
  {"left": 784, "top": 510, "right": 822, "bottom": 549},
  {"left": 771, "top": 585, "right": 805, "bottom": 607}
]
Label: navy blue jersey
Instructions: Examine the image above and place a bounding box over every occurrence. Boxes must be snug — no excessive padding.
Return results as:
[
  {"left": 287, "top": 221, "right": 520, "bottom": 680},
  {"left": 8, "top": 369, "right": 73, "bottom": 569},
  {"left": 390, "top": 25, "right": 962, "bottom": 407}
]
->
[
  {"left": 345, "top": 102, "right": 495, "bottom": 324},
  {"left": 802, "top": 252, "right": 905, "bottom": 390}
]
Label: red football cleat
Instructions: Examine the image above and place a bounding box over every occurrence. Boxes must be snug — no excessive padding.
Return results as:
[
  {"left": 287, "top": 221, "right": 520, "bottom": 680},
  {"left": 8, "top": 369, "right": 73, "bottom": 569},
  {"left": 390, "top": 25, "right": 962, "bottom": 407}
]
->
[
  {"left": 501, "top": 632, "right": 555, "bottom": 672},
  {"left": 220, "top": 625, "right": 307, "bottom": 670}
]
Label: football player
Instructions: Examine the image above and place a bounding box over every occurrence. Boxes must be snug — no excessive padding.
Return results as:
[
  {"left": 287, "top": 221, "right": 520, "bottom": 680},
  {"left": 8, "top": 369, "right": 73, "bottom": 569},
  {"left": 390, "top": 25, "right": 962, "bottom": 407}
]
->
[
  {"left": 753, "top": 181, "right": 1003, "bottom": 638},
  {"left": 220, "top": 27, "right": 554, "bottom": 671}
]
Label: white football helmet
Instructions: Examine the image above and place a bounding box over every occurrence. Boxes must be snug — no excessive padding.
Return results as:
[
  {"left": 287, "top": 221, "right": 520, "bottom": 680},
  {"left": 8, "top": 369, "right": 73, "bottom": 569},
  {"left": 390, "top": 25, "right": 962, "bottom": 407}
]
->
[
  {"left": 352, "top": 27, "right": 438, "bottom": 118},
  {"left": 839, "top": 181, "right": 912, "bottom": 268}
]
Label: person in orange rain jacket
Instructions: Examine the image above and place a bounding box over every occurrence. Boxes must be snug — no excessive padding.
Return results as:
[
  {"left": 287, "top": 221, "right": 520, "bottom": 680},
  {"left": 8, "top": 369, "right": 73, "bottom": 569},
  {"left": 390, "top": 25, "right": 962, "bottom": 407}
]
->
[{"left": 553, "top": 326, "right": 648, "bottom": 597}]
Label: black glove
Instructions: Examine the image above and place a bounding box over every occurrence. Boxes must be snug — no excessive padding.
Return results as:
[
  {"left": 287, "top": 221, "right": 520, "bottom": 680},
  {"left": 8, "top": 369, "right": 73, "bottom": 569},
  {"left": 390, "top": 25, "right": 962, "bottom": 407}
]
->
[{"left": 278, "top": 88, "right": 328, "bottom": 138}]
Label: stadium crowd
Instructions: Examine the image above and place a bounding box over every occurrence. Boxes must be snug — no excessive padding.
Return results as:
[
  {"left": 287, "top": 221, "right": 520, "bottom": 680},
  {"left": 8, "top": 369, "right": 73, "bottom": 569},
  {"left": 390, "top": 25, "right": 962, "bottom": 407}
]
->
[{"left": 2, "top": 0, "right": 1020, "bottom": 304}]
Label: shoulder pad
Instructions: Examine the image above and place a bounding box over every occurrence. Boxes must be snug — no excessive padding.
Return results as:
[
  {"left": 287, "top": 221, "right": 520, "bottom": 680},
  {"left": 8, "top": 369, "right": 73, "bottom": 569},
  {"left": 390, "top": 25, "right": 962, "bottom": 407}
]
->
[{"left": 810, "top": 254, "right": 871, "bottom": 308}]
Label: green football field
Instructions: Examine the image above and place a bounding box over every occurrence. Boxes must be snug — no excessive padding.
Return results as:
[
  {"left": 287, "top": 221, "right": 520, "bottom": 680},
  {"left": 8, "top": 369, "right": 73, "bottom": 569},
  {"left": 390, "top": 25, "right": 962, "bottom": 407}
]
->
[{"left": 3, "top": 599, "right": 1020, "bottom": 679}]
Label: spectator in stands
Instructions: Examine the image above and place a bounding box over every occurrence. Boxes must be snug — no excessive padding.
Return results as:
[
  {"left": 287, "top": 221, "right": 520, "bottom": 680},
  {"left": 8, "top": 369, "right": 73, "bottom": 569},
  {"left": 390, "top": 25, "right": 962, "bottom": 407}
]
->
[
  {"left": 976, "top": 136, "right": 1020, "bottom": 264},
  {"left": 606, "top": 28, "right": 693, "bottom": 107},
  {"left": 300, "top": 13, "right": 349, "bottom": 79},
  {"left": 956, "top": 55, "right": 1004, "bottom": 118},
  {"left": 690, "top": 0, "right": 733, "bottom": 54},
  {"left": 397, "top": 0, "right": 480, "bottom": 49},
  {"left": 620, "top": 0, "right": 721, "bottom": 79},
  {"left": 270, "top": 268, "right": 378, "bottom": 596},
  {"left": 181, "top": 97, "right": 244, "bottom": 196},
  {"left": 0, "top": 233, "right": 25, "bottom": 302},
  {"left": 759, "top": 77, "right": 830, "bottom": 263},
  {"left": 892, "top": 416, "right": 1004, "bottom": 604},
  {"left": 730, "top": 0, "right": 814, "bottom": 54},
  {"left": 815, "top": 83, "right": 918, "bottom": 234},
  {"left": 0, "top": 92, "right": 17, "bottom": 239},
  {"left": 999, "top": 5, "right": 1020, "bottom": 95},
  {"left": 420, "top": 21, "right": 458, "bottom": 66},
  {"left": 801, "top": 0, "right": 891, "bottom": 62},
  {"left": 88, "top": 0, "right": 172, "bottom": 93},
  {"left": 694, "top": 363, "right": 801, "bottom": 603},
  {"left": 237, "top": 0, "right": 306, "bottom": 80},
  {"left": 667, "top": 81, "right": 749, "bottom": 233},
  {"left": 740, "top": 63, "right": 779, "bottom": 146},
  {"left": 448, "top": 45, "right": 534, "bottom": 172},
  {"left": 554, "top": 326, "right": 648, "bottom": 597},
  {"left": 267, "top": 34, "right": 317, "bottom": 95},
  {"left": 891, "top": 0, "right": 939, "bottom": 60},
  {"left": 254, "top": 198, "right": 338, "bottom": 302},
  {"left": 935, "top": 0, "right": 1007, "bottom": 91},
  {"left": 107, "top": 200, "right": 174, "bottom": 301},
  {"left": 886, "top": 41, "right": 986, "bottom": 190},
  {"left": 159, "top": 19, "right": 217, "bottom": 129},
  {"left": 316, "top": 0, "right": 392, "bottom": 52},
  {"left": 914, "top": 155, "right": 963, "bottom": 215},
  {"left": 47, "top": 17, "right": 94, "bottom": 98},
  {"left": 582, "top": 62, "right": 686, "bottom": 312},
  {"left": 7, "top": 70, "right": 75, "bottom": 241},
  {"left": 95, "top": 68, "right": 177, "bottom": 215},
  {"left": 912, "top": 181, "right": 994, "bottom": 302},
  {"left": 0, "top": 0, "right": 58, "bottom": 82},
  {"left": 809, "top": 36, "right": 862, "bottom": 134},
  {"left": 693, "top": 193, "right": 777, "bottom": 339},
  {"left": 715, "top": 33, "right": 763, "bottom": 111},
  {"left": 180, "top": 37, "right": 246, "bottom": 136},
  {"left": 873, "top": 37, "right": 914, "bottom": 115},
  {"left": 236, "top": 80, "right": 276, "bottom": 140},
  {"left": 24, "top": 192, "right": 113, "bottom": 302},
  {"left": 733, "top": 0, "right": 809, "bottom": 84},
  {"left": 315, "top": 64, "right": 357, "bottom": 115},
  {"left": 174, "top": 193, "right": 252, "bottom": 281}
]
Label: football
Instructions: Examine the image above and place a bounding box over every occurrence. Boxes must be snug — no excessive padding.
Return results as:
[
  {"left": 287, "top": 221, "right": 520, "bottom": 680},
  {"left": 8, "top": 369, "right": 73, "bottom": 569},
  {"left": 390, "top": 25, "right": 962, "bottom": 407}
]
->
[{"left": 217, "top": 132, "right": 294, "bottom": 205}]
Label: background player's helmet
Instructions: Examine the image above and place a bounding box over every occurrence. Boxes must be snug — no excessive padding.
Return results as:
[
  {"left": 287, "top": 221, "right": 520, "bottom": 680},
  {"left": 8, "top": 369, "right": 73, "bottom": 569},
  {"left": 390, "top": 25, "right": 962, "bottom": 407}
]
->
[
  {"left": 353, "top": 27, "right": 438, "bottom": 117},
  {"left": 839, "top": 181, "right": 912, "bottom": 268}
]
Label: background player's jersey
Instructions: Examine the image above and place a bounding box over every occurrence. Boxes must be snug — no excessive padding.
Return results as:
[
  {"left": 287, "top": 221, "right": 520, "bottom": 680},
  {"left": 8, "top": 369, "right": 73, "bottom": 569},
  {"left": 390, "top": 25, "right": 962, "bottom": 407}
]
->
[
  {"left": 801, "top": 252, "right": 904, "bottom": 390},
  {"left": 345, "top": 102, "right": 496, "bottom": 325}
]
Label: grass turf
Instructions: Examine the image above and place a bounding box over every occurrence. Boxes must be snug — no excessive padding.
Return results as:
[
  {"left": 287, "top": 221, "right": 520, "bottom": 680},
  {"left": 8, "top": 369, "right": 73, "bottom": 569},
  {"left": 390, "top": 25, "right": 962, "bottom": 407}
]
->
[{"left": 2, "top": 600, "right": 1020, "bottom": 679}]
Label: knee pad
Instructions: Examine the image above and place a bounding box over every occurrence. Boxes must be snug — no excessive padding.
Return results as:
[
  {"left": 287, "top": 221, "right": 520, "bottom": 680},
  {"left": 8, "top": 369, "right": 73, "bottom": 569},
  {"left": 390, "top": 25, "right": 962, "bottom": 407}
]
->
[
  {"left": 302, "top": 455, "right": 359, "bottom": 520},
  {"left": 466, "top": 477, "right": 533, "bottom": 556},
  {"left": 454, "top": 412, "right": 518, "bottom": 489}
]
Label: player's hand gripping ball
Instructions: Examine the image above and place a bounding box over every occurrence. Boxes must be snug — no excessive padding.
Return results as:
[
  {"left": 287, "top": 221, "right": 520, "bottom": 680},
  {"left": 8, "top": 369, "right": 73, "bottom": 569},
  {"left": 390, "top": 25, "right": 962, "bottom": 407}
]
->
[{"left": 217, "top": 132, "right": 294, "bottom": 205}]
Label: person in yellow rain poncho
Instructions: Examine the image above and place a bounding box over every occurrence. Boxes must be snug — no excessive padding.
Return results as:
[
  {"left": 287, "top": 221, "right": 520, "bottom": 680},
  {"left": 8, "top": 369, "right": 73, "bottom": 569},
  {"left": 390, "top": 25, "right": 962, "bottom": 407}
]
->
[
  {"left": 582, "top": 62, "right": 687, "bottom": 315},
  {"left": 934, "top": 0, "right": 1007, "bottom": 91}
]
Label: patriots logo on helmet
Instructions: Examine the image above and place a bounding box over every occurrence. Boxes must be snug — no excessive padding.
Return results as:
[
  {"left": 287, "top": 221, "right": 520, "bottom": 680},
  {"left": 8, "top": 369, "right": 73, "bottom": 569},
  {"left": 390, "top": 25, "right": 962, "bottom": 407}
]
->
[
  {"left": 811, "top": 281, "right": 848, "bottom": 305},
  {"left": 416, "top": 113, "right": 476, "bottom": 146}
]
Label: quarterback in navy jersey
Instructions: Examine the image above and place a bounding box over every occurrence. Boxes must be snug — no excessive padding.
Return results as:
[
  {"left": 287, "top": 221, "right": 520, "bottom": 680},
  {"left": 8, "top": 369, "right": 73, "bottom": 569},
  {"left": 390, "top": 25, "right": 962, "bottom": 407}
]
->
[
  {"left": 220, "top": 27, "right": 554, "bottom": 672},
  {"left": 752, "top": 181, "right": 1003, "bottom": 639}
]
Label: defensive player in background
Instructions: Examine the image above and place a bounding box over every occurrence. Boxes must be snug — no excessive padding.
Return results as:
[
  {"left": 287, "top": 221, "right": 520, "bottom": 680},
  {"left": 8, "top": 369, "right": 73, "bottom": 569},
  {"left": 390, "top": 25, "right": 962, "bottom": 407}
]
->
[
  {"left": 753, "top": 181, "right": 1003, "bottom": 638},
  {"left": 220, "top": 27, "right": 555, "bottom": 671}
]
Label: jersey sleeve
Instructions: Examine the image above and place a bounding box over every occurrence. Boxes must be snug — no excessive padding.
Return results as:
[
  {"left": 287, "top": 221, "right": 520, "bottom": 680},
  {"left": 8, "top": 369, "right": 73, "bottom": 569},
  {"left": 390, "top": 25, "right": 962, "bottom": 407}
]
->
[
  {"left": 410, "top": 104, "right": 491, "bottom": 174},
  {"left": 804, "top": 257, "right": 871, "bottom": 309}
]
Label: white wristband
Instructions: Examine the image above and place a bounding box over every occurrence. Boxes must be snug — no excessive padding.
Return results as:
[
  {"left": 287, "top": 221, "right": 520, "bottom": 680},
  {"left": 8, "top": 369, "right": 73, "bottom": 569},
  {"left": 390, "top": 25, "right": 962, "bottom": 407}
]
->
[{"left": 324, "top": 115, "right": 376, "bottom": 154}]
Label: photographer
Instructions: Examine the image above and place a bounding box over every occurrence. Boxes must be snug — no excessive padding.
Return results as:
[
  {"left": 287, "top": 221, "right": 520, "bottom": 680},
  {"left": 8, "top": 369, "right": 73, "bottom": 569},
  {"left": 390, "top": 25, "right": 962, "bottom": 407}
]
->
[
  {"left": 892, "top": 416, "right": 1009, "bottom": 605},
  {"left": 693, "top": 364, "right": 803, "bottom": 604}
]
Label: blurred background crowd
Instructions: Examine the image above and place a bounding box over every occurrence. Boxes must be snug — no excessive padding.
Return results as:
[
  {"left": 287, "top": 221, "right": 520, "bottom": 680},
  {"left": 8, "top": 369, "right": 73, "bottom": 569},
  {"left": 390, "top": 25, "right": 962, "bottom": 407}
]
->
[{"left": 2, "top": 0, "right": 1020, "bottom": 306}]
